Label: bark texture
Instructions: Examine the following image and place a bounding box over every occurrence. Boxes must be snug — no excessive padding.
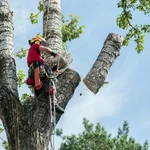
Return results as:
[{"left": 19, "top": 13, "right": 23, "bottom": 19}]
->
[
  {"left": 83, "top": 33, "right": 124, "bottom": 94},
  {"left": 0, "top": 0, "right": 81, "bottom": 150},
  {"left": 43, "top": 0, "right": 72, "bottom": 69},
  {"left": 0, "top": 1, "right": 20, "bottom": 149}
]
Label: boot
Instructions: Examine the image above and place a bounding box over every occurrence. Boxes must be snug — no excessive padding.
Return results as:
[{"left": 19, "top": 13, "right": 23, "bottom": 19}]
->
[{"left": 52, "top": 103, "right": 64, "bottom": 114}]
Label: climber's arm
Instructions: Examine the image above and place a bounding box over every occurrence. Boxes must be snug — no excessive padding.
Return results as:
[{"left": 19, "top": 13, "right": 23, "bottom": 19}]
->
[{"left": 39, "top": 46, "right": 57, "bottom": 57}]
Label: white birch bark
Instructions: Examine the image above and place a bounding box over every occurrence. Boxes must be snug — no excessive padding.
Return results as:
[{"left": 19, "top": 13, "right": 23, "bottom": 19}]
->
[{"left": 43, "top": 0, "right": 73, "bottom": 69}]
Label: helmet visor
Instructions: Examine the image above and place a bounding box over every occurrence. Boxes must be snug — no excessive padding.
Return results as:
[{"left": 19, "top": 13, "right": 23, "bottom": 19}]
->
[{"left": 41, "top": 40, "right": 48, "bottom": 47}]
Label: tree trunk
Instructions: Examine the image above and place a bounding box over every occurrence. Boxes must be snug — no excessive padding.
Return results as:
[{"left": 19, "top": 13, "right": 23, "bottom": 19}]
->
[
  {"left": 0, "top": 0, "right": 81, "bottom": 150},
  {"left": 42, "top": 0, "right": 81, "bottom": 121},
  {"left": 43, "top": 0, "right": 72, "bottom": 69},
  {"left": 83, "top": 33, "right": 124, "bottom": 94},
  {"left": 0, "top": 0, "right": 20, "bottom": 149}
]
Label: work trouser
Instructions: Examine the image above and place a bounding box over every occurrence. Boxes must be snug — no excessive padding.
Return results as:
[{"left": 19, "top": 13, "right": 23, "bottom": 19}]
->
[
  {"left": 27, "top": 61, "right": 57, "bottom": 103},
  {"left": 28, "top": 61, "right": 48, "bottom": 84}
]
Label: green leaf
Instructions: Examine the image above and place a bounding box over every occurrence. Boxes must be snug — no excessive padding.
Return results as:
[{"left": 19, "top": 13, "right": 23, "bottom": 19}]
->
[
  {"left": 2, "top": 141, "right": 9, "bottom": 150},
  {"left": 15, "top": 48, "right": 27, "bottom": 59},
  {"left": 21, "top": 93, "right": 30, "bottom": 103},
  {"left": 62, "top": 14, "right": 85, "bottom": 45},
  {"left": 116, "top": 0, "right": 150, "bottom": 52},
  {"left": 38, "top": 1, "right": 44, "bottom": 12},
  {"left": 0, "top": 124, "right": 4, "bottom": 133},
  {"left": 56, "top": 128, "right": 63, "bottom": 137},
  {"left": 30, "top": 13, "right": 39, "bottom": 24},
  {"left": 17, "top": 70, "right": 26, "bottom": 87}
]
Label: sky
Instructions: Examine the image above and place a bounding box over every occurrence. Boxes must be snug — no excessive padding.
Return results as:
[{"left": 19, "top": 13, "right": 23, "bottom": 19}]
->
[{"left": 0, "top": 0, "right": 150, "bottom": 149}]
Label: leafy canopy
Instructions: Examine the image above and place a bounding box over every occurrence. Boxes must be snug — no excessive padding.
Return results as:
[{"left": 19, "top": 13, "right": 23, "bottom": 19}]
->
[{"left": 56, "top": 118, "right": 149, "bottom": 150}]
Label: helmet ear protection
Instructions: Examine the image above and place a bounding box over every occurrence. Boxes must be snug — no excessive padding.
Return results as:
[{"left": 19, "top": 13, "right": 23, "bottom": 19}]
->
[
  {"left": 35, "top": 41, "right": 40, "bottom": 45},
  {"left": 28, "top": 40, "right": 31, "bottom": 45},
  {"left": 29, "top": 36, "right": 47, "bottom": 46}
]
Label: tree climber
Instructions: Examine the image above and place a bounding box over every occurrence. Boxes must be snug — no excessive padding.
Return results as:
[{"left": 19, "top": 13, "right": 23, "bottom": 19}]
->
[{"left": 26, "top": 35, "right": 64, "bottom": 114}]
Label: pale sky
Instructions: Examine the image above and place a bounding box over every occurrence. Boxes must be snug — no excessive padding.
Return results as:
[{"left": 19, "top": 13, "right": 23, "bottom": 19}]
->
[{"left": 0, "top": 0, "right": 150, "bottom": 149}]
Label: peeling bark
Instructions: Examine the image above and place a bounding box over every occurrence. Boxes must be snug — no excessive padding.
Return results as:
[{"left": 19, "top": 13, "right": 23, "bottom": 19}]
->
[{"left": 83, "top": 33, "right": 124, "bottom": 94}]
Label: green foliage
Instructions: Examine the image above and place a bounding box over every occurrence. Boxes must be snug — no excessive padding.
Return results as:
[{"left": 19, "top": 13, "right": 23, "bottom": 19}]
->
[
  {"left": 15, "top": 48, "right": 27, "bottom": 59},
  {"left": 2, "top": 141, "right": 9, "bottom": 150},
  {"left": 29, "top": 1, "right": 85, "bottom": 51},
  {"left": 0, "top": 124, "right": 9, "bottom": 150},
  {"left": 62, "top": 14, "right": 85, "bottom": 50},
  {"left": 38, "top": 0, "right": 44, "bottom": 12},
  {"left": 58, "top": 118, "right": 149, "bottom": 150},
  {"left": 30, "top": 1, "right": 43, "bottom": 24},
  {"left": 30, "top": 13, "right": 39, "bottom": 24},
  {"left": 17, "top": 70, "right": 33, "bottom": 102},
  {"left": 0, "top": 124, "right": 4, "bottom": 133},
  {"left": 117, "top": 0, "right": 150, "bottom": 53},
  {"left": 21, "top": 93, "right": 30, "bottom": 103},
  {"left": 56, "top": 128, "right": 63, "bottom": 137},
  {"left": 17, "top": 70, "right": 26, "bottom": 87}
]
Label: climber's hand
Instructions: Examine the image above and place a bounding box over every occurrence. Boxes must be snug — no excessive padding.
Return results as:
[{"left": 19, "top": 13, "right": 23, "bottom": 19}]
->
[
  {"left": 50, "top": 51, "right": 57, "bottom": 57},
  {"left": 54, "top": 69, "right": 62, "bottom": 77}
]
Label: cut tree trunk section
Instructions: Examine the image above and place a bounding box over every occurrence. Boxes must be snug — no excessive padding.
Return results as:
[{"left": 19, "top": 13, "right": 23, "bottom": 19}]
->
[{"left": 83, "top": 33, "right": 124, "bottom": 94}]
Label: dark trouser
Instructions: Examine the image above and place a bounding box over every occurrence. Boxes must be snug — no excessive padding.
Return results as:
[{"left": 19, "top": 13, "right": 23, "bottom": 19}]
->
[
  {"left": 27, "top": 62, "right": 64, "bottom": 114},
  {"left": 27, "top": 61, "right": 55, "bottom": 96}
]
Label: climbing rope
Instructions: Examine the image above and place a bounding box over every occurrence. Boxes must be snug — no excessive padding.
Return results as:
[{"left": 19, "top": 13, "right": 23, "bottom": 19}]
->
[
  {"left": 52, "top": 82, "right": 56, "bottom": 150},
  {"left": 48, "top": 94, "right": 54, "bottom": 150},
  {"left": 47, "top": 72, "right": 57, "bottom": 150},
  {"left": 48, "top": 84, "right": 54, "bottom": 150}
]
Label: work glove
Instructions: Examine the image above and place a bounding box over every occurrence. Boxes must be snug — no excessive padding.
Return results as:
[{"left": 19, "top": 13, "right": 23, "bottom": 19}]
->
[
  {"left": 50, "top": 51, "right": 57, "bottom": 57},
  {"left": 52, "top": 65, "right": 58, "bottom": 72}
]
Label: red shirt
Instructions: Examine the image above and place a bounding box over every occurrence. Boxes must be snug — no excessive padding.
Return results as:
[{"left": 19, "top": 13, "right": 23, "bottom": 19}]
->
[{"left": 27, "top": 44, "right": 45, "bottom": 67}]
